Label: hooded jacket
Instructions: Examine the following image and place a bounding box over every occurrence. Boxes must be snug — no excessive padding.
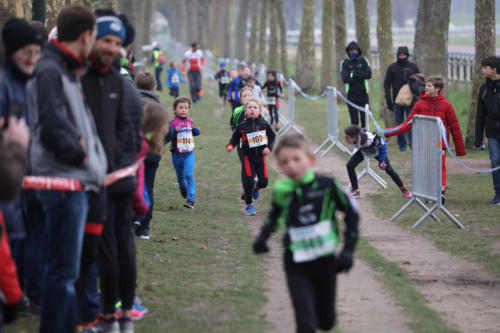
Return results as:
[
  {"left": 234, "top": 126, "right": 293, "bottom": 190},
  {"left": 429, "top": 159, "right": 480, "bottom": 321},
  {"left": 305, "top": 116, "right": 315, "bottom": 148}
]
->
[
  {"left": 383, "top": 46, "right": 420, "bottom": 106},
  {"left": 341, "top": 41, "right": 372, "bottom": 96},
  {"left": 386, "top": 91, "right": 467, "bottom": 156},
  {"left": 0, "top": 57, "right": 32, "bottom": 125},
  {"left": 27, "top": 40, "right": 107, "bottom": 192},
  {"left": 475, "top": 78, "right": 500, "bottom": 146}
]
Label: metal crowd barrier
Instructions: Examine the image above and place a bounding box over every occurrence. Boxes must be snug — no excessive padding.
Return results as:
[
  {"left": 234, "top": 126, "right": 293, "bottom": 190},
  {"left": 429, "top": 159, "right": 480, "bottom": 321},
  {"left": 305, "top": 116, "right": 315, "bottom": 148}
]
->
[{"left": 390, "top": 115, "right": 464, "bottom": 229}]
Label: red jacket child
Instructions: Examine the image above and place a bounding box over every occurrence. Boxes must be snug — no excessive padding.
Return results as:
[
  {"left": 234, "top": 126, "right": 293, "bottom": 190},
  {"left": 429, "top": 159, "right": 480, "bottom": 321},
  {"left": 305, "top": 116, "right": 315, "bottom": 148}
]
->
[{"left": 386, "top": 89, "right": 466, "bottom": 193}]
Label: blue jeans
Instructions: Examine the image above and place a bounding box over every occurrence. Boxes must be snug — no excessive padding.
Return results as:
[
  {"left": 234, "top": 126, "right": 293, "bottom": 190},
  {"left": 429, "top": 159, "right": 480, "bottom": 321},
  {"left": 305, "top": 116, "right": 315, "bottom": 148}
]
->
[
  {"left": 36, "top": 190, "right": 88, "bottom": 333},
  {"left": 394, "top": 104, "right": 412, "bottom": 151},
  {"left": 139, "top": 153, "right": 162, "bottom": 232},
  {"left": 488, "top": 137, "right": 500, "bottom": 194},
  {"left": 155, "top": 66, "right": 163, "bottom": 91},
  {"left": 172, "top": 152, "right": 196, "bottom": 201}
]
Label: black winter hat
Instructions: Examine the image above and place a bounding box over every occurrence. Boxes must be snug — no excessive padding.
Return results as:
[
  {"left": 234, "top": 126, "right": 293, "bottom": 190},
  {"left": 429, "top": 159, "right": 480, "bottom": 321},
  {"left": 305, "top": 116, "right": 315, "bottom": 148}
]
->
[
  {"left": 118, "top": 14, "right": 135, "bottom": 47},
  {"left": 397, "top": 46, "right": 409, "bottom": 57},
  {"left": 2, "top": 18, "right": 44, "bottom": 55}
]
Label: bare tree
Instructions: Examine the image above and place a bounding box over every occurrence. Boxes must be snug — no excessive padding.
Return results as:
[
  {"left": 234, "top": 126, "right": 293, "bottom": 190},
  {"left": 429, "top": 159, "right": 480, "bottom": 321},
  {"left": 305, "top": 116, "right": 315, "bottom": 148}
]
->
[
  {"left": 197, "top": 0, "right": 211, "bottom": 49},
  {"left": 223, "top": 0, "right": 232, "bottom": 57},
  {"left": 413, "top": 0, "right": 451, "bottom": 93},
  {"left": 276, "top": 0, "right": 289, "bottom": 78},
  {"left": 248, "top": 1, "right": 259, "bottom": 63},
  {"left": 210, "top": 0, "right": 226, "bottom": 57},
  {"left": 334, "top": 0, "right": 346, "bottom": 93},
  {"left": 354, "top": 0, "right": 370, "bottom": 62},
  {"left": 258, "top": 0, "right": 268, "bottom": 64},
  {"left": 268, "top": 0, "right": 279, "bottom": 71},
  {"left": 47, "top": 0, "right": 66, "bottom": 29},
  {"left": 142, "top": 0, "right": 155, "bottom": 48},
  {"left": 185, "top": 0, "right": 198, "bottom": 44},
  {"left": 295, "top": 0, "right": 316, "bottom": 91},
  {"left": 465, "top": 0, "right": 496, "bottom": 147},
  {"left": 235, "top": 0, "right": 249, "bottom": 60},
  {"left": 377, "top": 0, "right": 396, "bottom": 128},
  {"left": 320, "top": 0, "right": 334, "bottom": 90}
]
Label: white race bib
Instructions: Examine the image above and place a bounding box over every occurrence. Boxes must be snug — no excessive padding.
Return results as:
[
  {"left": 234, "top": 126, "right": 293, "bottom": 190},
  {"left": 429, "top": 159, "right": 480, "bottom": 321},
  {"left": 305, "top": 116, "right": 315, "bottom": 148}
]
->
[
  {"left": 221, "top": 76, "right": 229, "bottom": 84},
  {"left": 177, "top": 131, "right": 194, "bottom": 152},
  {"left": 266, "top": 96, "right": 276, "bottom": 105},
  {"left": 247, "top": 130, "right": 268, "bottom": 148},
  {"left": 289, "top": 220, "right": 337, "bottom": 263},
  {"left": 171, "top": 75, "right": 180, "bottom": 83}
]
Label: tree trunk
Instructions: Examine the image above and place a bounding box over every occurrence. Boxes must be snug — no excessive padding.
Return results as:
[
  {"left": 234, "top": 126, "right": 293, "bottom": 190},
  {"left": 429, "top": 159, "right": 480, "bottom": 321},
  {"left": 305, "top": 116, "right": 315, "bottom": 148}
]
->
[
  {"left": 413, "top": 0, "right": 451, "bottom": 94},
  {"left": 132, "top": 0, "right": 145, "bottom": 59},
  {"left": 210, "top": 0, "right": 226, "bottom": 57},
  {"left": 185, "top": 0, "right": 198, "bottom": 45},
  {"left": 320, "top": 0, "right": 334, "bottom": 91},
  {"left": 334, "top": 0, "right": 346, "bottom": 94},
  {"left": 276, "top": 0, "right": 288, "bottom": 78},
  {"left": 223, "top": 0, "right": 231, "bottom": 57},
  {"left": 465, "top": 0, "right": 496, "bottom": 147},
  {"left": 97, "top": 0, "right": 118, "bottom": 11},
  {"left": 248, "top": 0, "right": 259, "bottom": 64},
  {"left": 197, "top": 0, "right": 210, "bottom": 49},
  {"left": 354, "top": 0, "right": 370, "bottom": 63},
  {"left": 377, "top": 0, "right": 396, "bottom": 129},
  {"left": 234, "top": 0, "right": 249, "bottom": 60},
  {"left": 267, "top": 0, "right": 279, "bottom": 71},
  {"left": 295, "top": 0, "right": 316, "bottom": 91},
  {"left": 46, "top": 0, "right": 65, "bottom": 30},
  {"left": 258, "top": 0, "right": 267, "bottom": 64}
]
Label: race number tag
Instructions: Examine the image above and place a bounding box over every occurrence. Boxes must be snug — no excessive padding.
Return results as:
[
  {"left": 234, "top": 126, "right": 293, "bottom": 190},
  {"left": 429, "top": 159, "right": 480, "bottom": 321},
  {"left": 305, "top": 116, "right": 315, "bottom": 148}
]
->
[
  {"left": 247, "top": 130, "right": 268, "bottom": 148},
  {"left": 171, "top": 74, "right": 180, "bottom": 84},
  {"left": 177, "top": 130, "right": 194, "bottom": 152},
  {"left": 289, "top": 220, "right": 337, "bottom": 263},
  {"left": 221, "top": 76, "right": 229, "bottom": 84},
  {"left": 265, "top": 96, "right": 276, "bottom": 105}
]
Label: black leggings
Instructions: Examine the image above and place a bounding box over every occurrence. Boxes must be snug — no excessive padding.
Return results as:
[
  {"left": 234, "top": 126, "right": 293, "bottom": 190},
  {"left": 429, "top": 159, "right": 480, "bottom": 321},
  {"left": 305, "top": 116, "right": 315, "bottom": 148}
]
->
[
  {"left": 346, "top": 93, "right": 369, "bottom": 128},
  {"left": 98, "top": 197, "right": 136, "bottom": 314},
  {"left": 347, "top": 150, "right": 404, "bottom": 190},
  {"left": 285, "top": 256, "right": 337, "bottom": 333},
  {"left": 242, "top": 153, "right": 268, "bottom": 205},
  {"left": 268, "top": 105, "right": 279, "bottom": 125}
]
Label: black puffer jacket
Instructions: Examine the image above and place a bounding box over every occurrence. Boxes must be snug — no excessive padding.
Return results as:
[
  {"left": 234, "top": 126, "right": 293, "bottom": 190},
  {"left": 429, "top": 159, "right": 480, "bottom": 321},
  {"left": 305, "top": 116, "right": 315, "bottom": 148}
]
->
[
  {"left": 475, "top": 78, "right": 500, "bottom": 146},
  {"left": 383, "top": 46, "right": 420, "bottom": 108},
  {"left": 340, "top": 41, "right": 372, "bottom": 97}
]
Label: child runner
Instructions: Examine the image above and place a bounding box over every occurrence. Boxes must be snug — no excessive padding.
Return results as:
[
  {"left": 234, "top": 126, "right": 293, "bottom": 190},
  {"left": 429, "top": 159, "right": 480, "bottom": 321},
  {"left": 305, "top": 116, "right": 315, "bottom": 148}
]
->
[
  {"left": 385, "top": 75, "right": 466, "bottom": 204},
  {"left": 253, "top": 134, "right": 360, "bottom": 333},
  {"left": 262, "top": 70, "right": 283, "bottom": 128},
  {"left": 214, "top": 61, "right": 230, "bottom": 105},
  {"left": 245, "top": 76, "right": 265, "bottom": 105},
  {"left": 165, "top": 97, "right": 201, "bottom": 208},
  {"left": 344, "top": 125, "right": 412, "bottom": 198},
  {"left": 226, "top": 98, "right": 276, "bottom": 215},
  {"left": 135, "top": 102, "right": 170, "bottom": 239},
  {"left": 166, "top": 62, "right": 185, "bottom": 99}
]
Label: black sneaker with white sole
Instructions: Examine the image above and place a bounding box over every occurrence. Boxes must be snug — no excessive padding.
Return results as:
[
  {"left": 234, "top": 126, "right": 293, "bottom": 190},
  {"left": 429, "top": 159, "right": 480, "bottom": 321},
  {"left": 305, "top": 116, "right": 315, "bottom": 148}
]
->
[{"left": 184, "top": 200, "right": 194, "bottom": 209}]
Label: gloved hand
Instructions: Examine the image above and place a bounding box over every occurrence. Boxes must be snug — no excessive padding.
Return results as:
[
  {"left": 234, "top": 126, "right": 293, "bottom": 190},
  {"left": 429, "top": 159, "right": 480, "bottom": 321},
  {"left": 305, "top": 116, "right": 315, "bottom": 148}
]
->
[
  {"left": 335, "top": 249, "right": 354, "bottom": 273},
  {"left": 253, "top": 238, "right": 269, "bottom": 254},
  {"left": 378, "top": 160, "right": 387, "bottom": 170},
  {"left": 386, "top": 97, "right": 393, "bottom": 111}
]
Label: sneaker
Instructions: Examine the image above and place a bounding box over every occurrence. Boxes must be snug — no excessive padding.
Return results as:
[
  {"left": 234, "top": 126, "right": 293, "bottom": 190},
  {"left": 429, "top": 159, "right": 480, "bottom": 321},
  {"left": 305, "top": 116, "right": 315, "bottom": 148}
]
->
[
  {"left": 489, "top": 194, "right": 500, "bottom": 205},
  {"left": 118, "top": 318, "right": 134, "bottom": 333},
  {"left": 252, "top": 187, "right": 260, "bottom": 200},
  {"left": 245, "top": 204, "right": 256, "bottom": 215},
  {"left": 401, "top": 188, "right": 413, "bottom": 198},
  {"left": 133, "top": 300, "right": 148, "bottom": 314},
  {"left": 136, "top": 229, "right": 150, "bottom": 240},
  {"left": 349, "top": 189, "right": 360, "bottom": 198},
  {"left": 179, "top": 187, "right": 187, "bottom": 199},
  {"left": 184, "top": 200, "right": 194, "bottom": 209},
  {"left": 115, "top": 309, "right": 144, "bottom": 321},
  {"left": 86, "top": 318, "right": 120, "bottom": 333}
]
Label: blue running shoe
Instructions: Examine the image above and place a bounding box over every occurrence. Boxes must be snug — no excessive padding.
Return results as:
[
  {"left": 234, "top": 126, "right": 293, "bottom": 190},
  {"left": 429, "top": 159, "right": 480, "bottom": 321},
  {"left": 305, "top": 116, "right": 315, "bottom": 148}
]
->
[
  {"left": 133, "top": 300, "right": 148, "bottom": 314},
  {"left": 245, "top": 204, "right": 256, "bottom": 215},
  {"left": 252, "top": 187, "right": 260, "bottom": 200}
]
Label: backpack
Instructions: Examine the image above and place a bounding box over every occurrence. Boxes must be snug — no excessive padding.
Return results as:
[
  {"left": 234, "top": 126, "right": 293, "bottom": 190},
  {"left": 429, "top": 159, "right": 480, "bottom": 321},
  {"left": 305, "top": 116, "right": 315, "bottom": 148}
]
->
[{"left": 157, "top": 53, "right": 166, "bottom": 65}]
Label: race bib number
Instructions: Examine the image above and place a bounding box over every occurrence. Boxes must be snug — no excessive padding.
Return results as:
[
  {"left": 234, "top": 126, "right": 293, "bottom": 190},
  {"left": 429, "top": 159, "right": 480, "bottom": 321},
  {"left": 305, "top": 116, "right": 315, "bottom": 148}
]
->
[
  {"left": 289, "top": 220, "right": 337, "bottom": 263},
  {"left": 177, "top": 131, "right": 194, "bottom": 152},
  {"left": 171, "top": 75, "right": 180, "bottom": 83},
  {"left": 266, "top": 96, "right": 276, "bottom": 105},
  {"left": 247, "top": 130, "right": 268, "bottom": 148},
  {"left": 221, "top": 76, "right": 229, "bottom": 84}
]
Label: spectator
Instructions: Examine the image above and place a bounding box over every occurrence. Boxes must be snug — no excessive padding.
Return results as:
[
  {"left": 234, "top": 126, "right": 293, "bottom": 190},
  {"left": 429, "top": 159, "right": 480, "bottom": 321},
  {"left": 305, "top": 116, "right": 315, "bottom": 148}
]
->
[{"left": 135, "top": 71, "right": 162, "bottom": 104}]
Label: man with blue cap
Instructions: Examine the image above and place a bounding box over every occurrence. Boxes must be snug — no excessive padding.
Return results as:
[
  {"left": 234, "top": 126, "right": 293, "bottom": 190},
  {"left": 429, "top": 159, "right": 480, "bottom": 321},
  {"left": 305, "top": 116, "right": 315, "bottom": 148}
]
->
[
  {"left": 80, "top": 10, "right": 143, "bottom": 333},
  {"left": 214, "top": 61, "right": 230, "bottom": 105}
]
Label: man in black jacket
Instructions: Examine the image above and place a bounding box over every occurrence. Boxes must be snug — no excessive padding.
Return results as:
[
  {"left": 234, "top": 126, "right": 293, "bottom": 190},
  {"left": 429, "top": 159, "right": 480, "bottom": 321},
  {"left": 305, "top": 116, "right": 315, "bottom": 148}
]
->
[
  {"left": 81, "top": 12, "right": 141, "bottom": 331},
  {"left": 383, "top": 46, "right": 420, "bottom": 152},
  {"left": 475, "top": 56, "right": 500, "bottom": 205},
  {"left": 341, "top": 41, "right": 372, "bottom": 128}
]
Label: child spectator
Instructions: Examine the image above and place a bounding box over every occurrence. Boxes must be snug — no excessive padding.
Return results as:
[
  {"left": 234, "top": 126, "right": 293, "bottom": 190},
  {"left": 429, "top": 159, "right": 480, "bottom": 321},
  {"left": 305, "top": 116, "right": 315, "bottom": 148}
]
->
[
  {"left": 262, "top": 70, "right": 283, "bottom": 128},
  {"left": 167, "top": 62, "right": 185, "bottom": 98},
  {"left": 226, "top": 98, "right": 276, "bottom": 215},
  {"left": 165, "top": 97, "right": 201, "bottom": 208},
  {"left": 135, "top": 102, "right": 169, "bottom": 239},
  {"left": 344, "top": 125, "right": 412, "bottom": 198},
  {"left": 214, "top": 61, "right": 230, "bottom": 105},
  {"left": 135, "top": 71, "right": 162, "bottom": 104},
  {"left": 252, "top": 134, "right": 359, "bottom": 333},
  {"left": 386, "top": 75, "right": 466, "bottom": 203}
]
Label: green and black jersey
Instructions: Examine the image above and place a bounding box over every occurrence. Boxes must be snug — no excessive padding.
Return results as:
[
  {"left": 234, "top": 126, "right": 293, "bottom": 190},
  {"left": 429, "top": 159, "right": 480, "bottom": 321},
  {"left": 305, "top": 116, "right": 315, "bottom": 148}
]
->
[{"left": 258, "top": 171, "right": 359, "bottom": 264}]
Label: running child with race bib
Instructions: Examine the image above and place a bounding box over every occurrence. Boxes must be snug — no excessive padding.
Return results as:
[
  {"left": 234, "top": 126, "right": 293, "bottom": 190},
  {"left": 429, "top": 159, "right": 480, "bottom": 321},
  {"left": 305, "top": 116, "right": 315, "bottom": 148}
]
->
[
  {"left": 165, "top": 97, "right": 201, "bottom": 208},
  {"left": 253, "top": 134, "right": 360, "bottom": 333},
  {"left": 226, "top": 98, "right": 276, "bottom": 215}
]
